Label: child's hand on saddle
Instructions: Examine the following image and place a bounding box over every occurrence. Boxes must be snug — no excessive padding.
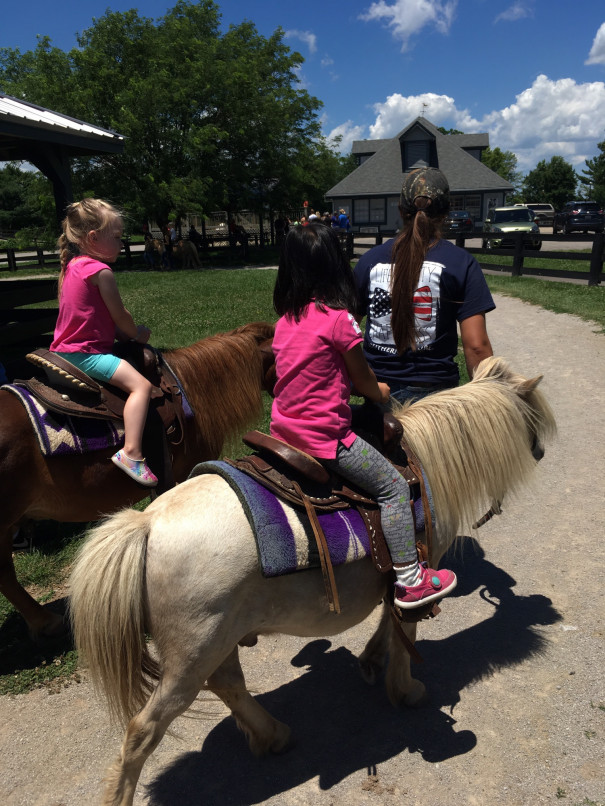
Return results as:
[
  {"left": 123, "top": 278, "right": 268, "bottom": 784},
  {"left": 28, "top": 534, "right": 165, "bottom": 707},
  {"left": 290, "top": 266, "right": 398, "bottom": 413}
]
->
[
  {"left": 377, "top": 382, "right": 391, "bottom": 404},
  {"left": 135, "top": 325, "right": 151, "bottom": 344}
]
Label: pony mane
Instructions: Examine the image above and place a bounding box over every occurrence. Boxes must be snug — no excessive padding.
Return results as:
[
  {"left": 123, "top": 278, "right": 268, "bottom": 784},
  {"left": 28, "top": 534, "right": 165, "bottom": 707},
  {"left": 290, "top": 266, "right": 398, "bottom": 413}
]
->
[
  {"left": 392, "top": 356, "right": 556, "bottom": 546},
  {"left": 165, "top": 322, "right": 274, "bottom": 458}
]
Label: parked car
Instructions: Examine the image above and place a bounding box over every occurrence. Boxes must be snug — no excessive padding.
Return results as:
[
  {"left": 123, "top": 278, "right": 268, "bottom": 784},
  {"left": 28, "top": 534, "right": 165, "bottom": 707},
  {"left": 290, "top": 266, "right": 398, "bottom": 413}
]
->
[
  {"left": 553, "top": 201, "right": 604, "bottom": 234},
  {"left": 482, "top": 207, "right": 542, "bottom": 250},
  {"left": 445, "top": 210, "right": 474, "bottom": 233},
  {"left": 524, "top": 203, "right": 555, "bottom": 227}
]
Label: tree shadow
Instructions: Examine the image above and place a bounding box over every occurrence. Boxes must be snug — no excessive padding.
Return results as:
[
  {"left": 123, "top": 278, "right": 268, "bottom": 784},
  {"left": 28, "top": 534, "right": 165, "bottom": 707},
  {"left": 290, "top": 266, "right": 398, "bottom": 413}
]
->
[
  {"left": 0, "top": 596, "right": 72, "bottom": 678},
  {"left": 145, "top": 542, "right": 562, "bottom": 805}
]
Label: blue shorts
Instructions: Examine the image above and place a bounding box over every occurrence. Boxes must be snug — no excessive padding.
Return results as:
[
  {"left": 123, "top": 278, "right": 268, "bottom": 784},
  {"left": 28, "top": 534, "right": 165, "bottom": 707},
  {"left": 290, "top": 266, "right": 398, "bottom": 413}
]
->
[{"left": 52, "top": 351, "right": 121, "bottom": 383}]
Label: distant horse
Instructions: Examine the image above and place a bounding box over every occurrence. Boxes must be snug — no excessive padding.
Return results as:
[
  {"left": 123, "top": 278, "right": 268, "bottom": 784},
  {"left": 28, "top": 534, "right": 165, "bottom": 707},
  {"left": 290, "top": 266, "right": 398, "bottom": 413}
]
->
[
  {"left": 0, "top": 322, "right": 275, "bottom": 639},
  {"left": 143, "top": 238, "right": 164, "bottom": 270},
  {"left": 173, "top": 239, "right": 201, "bottom": 269},
  {"left": 70, "top": 357, "right": 555, "bottom": 806}
]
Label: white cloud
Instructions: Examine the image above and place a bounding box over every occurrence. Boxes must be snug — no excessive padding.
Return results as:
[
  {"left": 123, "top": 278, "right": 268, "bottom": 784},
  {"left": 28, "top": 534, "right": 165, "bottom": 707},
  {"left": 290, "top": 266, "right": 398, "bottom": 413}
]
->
[
  {"left": 586, "top": 21, "right": 605, "bottom": 66},
  {"left": 321, "top": 56, "right": 334, "bottom": 68},
  {"left": 359, "top": 0, "right": 457, "bottom": 52},
  {"left": 326, "top": 121, "right": 366, "bottom": 153},
  {"left": 284, "top": 29, "right": 317, "bottom": 54},
  {"left": 494, "top": 1, "right": 534, "bottom": 24},
  {"left": 333, "top": 75, "right": 605, "bottom": 171}
]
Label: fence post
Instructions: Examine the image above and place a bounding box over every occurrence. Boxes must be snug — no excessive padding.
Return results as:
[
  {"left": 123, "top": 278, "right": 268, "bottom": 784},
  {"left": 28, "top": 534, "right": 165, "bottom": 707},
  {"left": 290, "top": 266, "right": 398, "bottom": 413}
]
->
[
  {"left": 588, "top": 233, "right": 604, "bottom": 286},
  {"left": 511, "top": 232, "right": 524, "bottom": 277},
  {"left": 36, "top": 247, "right": 45, "bottom": 267},
  {"left": 122, "top": 240, "right": 132, "bottom": 267},
  {"left": 7, "top": 248, "right": 17, "bottom": 272}
]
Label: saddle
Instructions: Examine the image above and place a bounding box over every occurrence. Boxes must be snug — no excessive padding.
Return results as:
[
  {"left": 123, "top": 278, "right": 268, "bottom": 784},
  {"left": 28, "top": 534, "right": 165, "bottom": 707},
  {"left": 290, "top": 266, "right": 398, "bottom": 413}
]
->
[
  {"left": 226, "top": 403, "right": 434, "bottom": 618},
  {"left": 19, "top": 346, "right": 186, "bottom": 492}
]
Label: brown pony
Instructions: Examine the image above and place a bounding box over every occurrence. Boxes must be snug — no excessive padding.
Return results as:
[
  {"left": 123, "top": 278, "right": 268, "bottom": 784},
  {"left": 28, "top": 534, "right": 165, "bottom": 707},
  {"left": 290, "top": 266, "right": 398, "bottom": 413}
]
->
[{"left": 0, "top": 322, "right": 275, "bottom": 639}]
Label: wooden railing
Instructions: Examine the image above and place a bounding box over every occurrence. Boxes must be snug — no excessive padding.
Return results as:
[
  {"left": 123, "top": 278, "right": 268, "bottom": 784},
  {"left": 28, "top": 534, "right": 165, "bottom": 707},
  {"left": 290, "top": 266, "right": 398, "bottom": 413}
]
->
[{"left": 351, "top": 230, "right": 604, "bottom": 286}]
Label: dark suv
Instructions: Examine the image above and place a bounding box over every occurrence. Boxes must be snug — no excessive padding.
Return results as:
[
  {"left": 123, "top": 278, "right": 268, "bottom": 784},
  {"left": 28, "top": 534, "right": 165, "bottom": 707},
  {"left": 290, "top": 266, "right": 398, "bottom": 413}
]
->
[{"left": 553, "top": 201, "right": 604, "bottom": 234}]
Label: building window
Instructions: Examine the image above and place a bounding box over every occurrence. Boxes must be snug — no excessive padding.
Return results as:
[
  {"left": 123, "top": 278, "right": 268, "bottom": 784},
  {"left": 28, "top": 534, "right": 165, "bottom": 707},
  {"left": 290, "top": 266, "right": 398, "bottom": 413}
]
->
[
  {"left": 450, "top": 194, "right": 481, "bottom": 223},
  {"left": 405, "top": 141, "right": 429, "bottom": 170},
  {"left": 353, "top": 197, "right": 386, "bottom": 224}
]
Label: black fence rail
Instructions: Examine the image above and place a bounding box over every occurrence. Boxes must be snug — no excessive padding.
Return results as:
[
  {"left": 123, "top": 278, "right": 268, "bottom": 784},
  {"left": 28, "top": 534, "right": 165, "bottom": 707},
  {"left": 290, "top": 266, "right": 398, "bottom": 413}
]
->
[{"left": 351, "top": 230, "right": 604, "bottom": 286}]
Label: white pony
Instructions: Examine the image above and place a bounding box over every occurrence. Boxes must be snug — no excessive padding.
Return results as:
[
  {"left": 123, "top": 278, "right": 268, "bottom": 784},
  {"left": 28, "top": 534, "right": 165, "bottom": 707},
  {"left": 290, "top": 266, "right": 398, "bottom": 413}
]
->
[{"left": 70, "top": 357, "right": 555, "bottom": 806}]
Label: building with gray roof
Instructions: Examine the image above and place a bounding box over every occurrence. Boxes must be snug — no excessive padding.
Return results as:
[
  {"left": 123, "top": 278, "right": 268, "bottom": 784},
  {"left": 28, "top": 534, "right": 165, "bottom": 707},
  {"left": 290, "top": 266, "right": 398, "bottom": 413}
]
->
[{"left": 326, "top": 117, "right": 513, "bottom": 232}]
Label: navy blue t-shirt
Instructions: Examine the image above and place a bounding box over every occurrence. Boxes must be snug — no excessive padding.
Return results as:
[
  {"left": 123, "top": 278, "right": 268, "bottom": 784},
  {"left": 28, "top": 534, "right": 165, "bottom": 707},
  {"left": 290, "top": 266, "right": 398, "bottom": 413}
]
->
[{"left": 354, "top": 238, "right": 495, "bottom": 387}]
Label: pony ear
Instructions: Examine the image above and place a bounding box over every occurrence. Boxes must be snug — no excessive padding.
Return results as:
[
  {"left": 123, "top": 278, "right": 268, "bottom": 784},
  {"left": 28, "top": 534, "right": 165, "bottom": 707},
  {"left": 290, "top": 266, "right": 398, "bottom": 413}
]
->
[{"left": 518, "top": 375, "right": 543, "bottom": 395}]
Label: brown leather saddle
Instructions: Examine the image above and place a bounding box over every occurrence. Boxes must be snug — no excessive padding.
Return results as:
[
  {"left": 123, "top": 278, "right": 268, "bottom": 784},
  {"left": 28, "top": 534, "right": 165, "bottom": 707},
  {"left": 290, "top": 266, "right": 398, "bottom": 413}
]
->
[
  {"left": 18, "top": 346, "right": 186, "bottom": 493},
  {"left": 226, "top": 403, "right": 435, "bottom": 620}
]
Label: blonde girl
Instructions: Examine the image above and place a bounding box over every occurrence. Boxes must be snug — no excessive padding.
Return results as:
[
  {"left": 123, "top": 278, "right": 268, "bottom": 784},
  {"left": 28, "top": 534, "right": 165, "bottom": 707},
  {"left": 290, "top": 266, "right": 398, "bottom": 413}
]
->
[{"left": 50, "top": 199, "right": 161, "bottom": 486}]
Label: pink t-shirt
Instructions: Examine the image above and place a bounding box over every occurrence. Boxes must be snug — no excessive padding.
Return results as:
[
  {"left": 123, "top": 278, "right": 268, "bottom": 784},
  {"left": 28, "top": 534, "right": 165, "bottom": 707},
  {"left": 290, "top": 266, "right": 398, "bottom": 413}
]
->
[
  {"left": 50, "top": 256, "right": 116, "bottom": 353},
  {"left": 270, "top": 304, "right": 363, "bottom": 459}
]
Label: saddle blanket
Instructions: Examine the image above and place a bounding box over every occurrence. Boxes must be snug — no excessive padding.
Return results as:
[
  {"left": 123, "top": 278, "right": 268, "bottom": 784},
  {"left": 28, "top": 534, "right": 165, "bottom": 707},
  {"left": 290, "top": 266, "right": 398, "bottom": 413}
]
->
[
  {"left": 189, "top": 460, "right": 373, "bottom": 577},
  {"left": 1, "top": 383, "right": 124, "bottom": 457}
]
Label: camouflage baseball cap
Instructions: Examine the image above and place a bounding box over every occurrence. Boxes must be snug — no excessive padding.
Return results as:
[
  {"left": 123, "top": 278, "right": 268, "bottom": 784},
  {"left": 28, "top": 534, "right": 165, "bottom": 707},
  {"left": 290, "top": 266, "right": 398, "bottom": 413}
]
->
[{"left": 400, "top": 167, "right": 450, "bottom": 216}]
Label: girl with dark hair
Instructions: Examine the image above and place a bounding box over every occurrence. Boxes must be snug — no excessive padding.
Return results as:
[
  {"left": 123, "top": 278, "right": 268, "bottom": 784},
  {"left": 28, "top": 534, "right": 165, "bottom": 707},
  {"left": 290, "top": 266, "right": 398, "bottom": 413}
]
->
[
  {"left": 271, "top": 223, "right": 456, "bottom": 610},
  {"left": 355, "top": 167, "right": 494, "bottom": 402}
]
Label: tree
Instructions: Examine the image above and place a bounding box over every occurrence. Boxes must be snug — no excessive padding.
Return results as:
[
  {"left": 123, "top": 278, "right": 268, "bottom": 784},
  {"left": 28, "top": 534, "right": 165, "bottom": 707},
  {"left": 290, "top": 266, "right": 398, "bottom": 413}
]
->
[
  {"left": 522, "top": 156, "right": 577, "bottom": 210},
  {"left": 0, "top": 163, "right": 55, "bottom": 242},
  {"left": 0, "top": 1, "right": 332, "bottom": 229},
  {"left": 437, "top": 127, "right": 464, "bottom": 135},
  {"left": 579, "top": 140, "right": 605, "bottom": 206},
  {"left": 481, "top": 146, "right": 522, "bottom": 200}
]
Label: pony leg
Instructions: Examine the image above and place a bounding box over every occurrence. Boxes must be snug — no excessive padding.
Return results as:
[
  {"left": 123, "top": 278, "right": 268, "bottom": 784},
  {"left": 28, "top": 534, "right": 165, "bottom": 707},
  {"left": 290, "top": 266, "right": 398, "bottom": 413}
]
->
[
  {"left": 384, "top": 619, "right": 427, "bottom": 708},
  {"left": 207, "top": 647, "right": 291, "bottom": 757},
  {"left": 358, "top": 600, "right": 392, "bottom": 685},
  {"left": 0, "top": 531, "right": 65, "bottom": 639},
  {"left": 102, "top": 672, "right": 202, "bottom": 806}
]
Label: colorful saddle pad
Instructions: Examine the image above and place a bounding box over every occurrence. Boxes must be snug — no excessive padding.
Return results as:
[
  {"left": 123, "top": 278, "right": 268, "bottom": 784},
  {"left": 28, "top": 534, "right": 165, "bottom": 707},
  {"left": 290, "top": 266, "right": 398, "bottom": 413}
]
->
[
  {"left": 189, "top": 460, "right": 373, "bottom": 577},
  {"left": 1, "top": 383, "right": 124, "bottom": 457}
]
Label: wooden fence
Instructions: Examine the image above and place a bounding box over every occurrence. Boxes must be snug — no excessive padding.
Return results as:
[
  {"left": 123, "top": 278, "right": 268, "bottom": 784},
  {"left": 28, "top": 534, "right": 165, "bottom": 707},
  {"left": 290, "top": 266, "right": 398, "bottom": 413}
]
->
[{"left": 352, "top": 230, "right": 604, "bottom": 286}]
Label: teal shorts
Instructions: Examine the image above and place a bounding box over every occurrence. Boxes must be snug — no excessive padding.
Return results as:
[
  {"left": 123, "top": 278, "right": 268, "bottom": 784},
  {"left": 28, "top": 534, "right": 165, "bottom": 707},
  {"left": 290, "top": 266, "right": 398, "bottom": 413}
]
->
[{"left": 52, "top": 351, "right": 121, "bottom": 383}]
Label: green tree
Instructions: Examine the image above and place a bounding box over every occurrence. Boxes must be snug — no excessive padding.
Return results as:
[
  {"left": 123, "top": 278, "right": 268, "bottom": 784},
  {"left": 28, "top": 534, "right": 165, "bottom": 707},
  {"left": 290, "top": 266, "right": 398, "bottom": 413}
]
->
[
  {"left": 482, "top": 146, "right": 522, "bottom": 200},
  {"left": 0, "top": 1, "right": 331, "bottom": 230},
  {"left": 0, "top": 163, "right": 54, "bottom": 240},
  {"left": 579, "top": 140, "right": 605, "bottom": 206},
  {"left": 522, "top": 156, "right": 577, "bottom": 210}
]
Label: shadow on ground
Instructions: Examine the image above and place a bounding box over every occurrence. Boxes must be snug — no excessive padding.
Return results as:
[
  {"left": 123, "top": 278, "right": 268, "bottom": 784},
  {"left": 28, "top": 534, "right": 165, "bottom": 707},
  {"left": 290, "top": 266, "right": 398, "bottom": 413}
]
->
[{"left": 145, "top": 538, "right": 562, "bottom": 805}]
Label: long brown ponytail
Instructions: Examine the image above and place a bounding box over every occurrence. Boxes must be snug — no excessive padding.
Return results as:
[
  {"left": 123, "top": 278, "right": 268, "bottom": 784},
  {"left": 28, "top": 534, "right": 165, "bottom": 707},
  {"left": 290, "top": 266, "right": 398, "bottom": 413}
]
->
[{"left": 390, "top": 168, "right": 450, "bottom": 353}]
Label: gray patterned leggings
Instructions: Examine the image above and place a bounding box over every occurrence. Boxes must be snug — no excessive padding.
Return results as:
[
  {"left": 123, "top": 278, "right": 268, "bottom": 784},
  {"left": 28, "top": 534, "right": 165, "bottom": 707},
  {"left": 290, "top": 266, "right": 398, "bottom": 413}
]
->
[{"left": 322, "top": 436, "right": 416, "bottom": 564}]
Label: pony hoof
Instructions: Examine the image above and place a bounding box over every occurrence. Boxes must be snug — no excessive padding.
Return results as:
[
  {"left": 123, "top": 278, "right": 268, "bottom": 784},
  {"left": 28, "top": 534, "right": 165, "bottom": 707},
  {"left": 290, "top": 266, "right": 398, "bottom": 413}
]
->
[
  {"left": 402, "top": 679, "right": 428, "bottom": 708},
  {"left": 270, "top": 723, "right": 293, "bottom": 755},
  {"left": 359, "top": 658, "right": 384, "bottom": 686}
]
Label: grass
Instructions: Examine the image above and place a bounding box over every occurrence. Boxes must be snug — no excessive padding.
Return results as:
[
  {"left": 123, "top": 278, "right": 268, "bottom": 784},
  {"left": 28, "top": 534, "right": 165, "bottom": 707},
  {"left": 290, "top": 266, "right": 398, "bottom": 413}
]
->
[{"left": 2, "top": 259, "right": 604, "bottom": 693}]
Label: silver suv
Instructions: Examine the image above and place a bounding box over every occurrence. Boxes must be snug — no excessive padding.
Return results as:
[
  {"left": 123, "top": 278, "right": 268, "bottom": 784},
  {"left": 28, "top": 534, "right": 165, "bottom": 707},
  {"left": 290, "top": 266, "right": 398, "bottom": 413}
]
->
[{"left": 524, "top": 203, "right": 555, "bottom": 226}]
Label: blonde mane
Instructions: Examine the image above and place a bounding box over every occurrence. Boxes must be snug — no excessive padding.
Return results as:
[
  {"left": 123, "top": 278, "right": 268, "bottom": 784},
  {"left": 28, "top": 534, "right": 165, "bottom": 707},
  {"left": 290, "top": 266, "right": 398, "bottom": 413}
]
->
[
  {"left": 393, "top": 356, "right": 556, "bottom": 548},
  {"left": 165, "top": 322, "right": 274, "bottom": 458}
]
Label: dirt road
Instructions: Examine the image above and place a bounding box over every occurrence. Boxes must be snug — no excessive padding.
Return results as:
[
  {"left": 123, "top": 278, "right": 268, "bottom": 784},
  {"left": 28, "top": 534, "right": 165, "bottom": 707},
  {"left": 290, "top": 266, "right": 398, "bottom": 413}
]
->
[{"left": 1, "top": 293, "right": 604, "bottom": 806}]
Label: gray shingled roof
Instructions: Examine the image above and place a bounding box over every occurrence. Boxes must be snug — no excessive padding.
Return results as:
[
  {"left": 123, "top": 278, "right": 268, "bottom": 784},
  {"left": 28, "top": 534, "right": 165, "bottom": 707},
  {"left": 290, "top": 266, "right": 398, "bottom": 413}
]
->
[
  {"left": 327, "top": 117, "right": 511, "bottom": 198},
  {"left": 0, "top": 93, "right": 124, "bottom": 161}
]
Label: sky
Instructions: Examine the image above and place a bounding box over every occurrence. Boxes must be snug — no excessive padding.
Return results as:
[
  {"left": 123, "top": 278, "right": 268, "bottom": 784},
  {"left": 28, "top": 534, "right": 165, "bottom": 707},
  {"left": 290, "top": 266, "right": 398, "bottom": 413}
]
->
[{"left": 2, "top": 0, "right": 605, "bottom": 176}]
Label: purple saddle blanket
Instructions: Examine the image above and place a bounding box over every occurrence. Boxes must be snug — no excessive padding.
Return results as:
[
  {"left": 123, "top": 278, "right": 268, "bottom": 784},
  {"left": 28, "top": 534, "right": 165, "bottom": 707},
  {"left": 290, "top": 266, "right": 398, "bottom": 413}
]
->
[
  {"left": 189, "top": 460, "right": 373, "bottom": 577},
  {"left": 1, "top": 383, "right": 124, "bottom": 457}
]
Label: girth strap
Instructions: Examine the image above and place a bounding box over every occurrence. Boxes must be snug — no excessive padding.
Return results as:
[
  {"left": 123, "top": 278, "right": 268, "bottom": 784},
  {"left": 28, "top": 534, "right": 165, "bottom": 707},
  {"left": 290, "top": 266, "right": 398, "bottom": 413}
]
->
[{"left": 292, "top": 480, "right": 341, "bottom": 614}]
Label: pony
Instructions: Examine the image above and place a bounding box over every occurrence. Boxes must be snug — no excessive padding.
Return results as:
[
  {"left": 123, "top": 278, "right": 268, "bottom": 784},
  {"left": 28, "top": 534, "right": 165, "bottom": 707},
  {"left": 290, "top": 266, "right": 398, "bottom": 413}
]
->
[
  {"left": 143, "top": 238, "right": 164, "bottom": 270},
  {"left": 70, "top": 356, "right": 556, "bottom": 806},
  {"left": 173, "top": 239, "right": 202, "bottom": 270},
  {"left": 0, "top": 321, "right": 275, "bottom": 639}
]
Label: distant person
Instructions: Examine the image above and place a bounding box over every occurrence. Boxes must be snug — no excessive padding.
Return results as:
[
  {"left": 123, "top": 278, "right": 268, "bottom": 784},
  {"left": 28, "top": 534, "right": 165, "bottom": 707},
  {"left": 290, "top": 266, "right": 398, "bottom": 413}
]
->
[
  {"left": 338, "top": 209, "right": 350, "bottom": 230},
  {"left": 50, "top": 198, "right": 162, "bottom": 486},
  {"left": 354, "top": 167, "right": 494, "bottom": 403},
  {"left": 270, "top": 223, "right": 457, "bottom": 609}
]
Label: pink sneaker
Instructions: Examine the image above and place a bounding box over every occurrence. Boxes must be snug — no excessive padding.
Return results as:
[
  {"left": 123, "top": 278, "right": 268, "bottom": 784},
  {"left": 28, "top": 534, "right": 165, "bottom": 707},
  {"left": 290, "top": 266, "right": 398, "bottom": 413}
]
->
[
  {"left": 394, "top": 563, "right": 457, "bottom": 610},
  {"left": 111, "top": 450, "right": 158, "bottom": 487}
]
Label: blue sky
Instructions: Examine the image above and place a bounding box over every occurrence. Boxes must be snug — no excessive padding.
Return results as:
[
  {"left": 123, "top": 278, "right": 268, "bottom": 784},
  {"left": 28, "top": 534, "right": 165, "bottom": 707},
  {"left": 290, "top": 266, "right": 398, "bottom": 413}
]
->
[{"left": 2, "top": 0, "right": 605, "bottom": 175}]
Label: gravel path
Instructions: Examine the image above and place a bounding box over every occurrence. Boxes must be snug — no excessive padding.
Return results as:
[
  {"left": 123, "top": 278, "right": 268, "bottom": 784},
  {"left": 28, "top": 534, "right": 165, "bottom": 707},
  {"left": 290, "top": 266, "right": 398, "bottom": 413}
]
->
[{"left": 1, "top": 293, "right": 604, "bottom": 806}]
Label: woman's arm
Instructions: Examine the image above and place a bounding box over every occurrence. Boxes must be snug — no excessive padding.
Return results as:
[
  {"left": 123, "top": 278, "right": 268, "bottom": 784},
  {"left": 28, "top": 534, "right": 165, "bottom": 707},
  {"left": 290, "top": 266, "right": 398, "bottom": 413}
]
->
[
  {"left": 460, "top": 313, "right": 493, "bottom": 379},
  {"left": 343, "top": 343, "right": 390, "bottom": 404}
]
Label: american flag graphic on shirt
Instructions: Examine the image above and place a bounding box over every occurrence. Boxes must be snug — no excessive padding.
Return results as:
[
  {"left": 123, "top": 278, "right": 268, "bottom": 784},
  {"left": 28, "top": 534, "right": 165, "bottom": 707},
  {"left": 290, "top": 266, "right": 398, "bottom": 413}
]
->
[{"left": 367, "top": 260, "right": 443, "bottom": 352}]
